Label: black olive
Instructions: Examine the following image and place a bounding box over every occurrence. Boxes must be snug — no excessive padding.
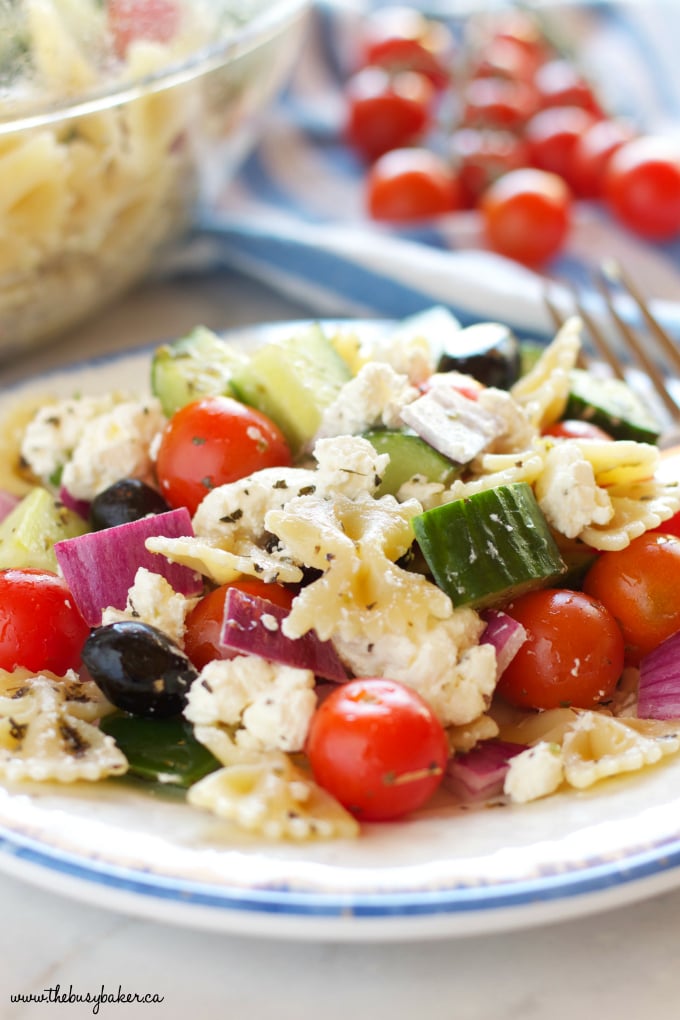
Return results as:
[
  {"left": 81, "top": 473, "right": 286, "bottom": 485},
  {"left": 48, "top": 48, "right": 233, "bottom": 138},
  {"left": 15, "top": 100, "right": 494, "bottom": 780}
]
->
[
  {"left": 82, "top": 621, "right": 198, "bottom": 718},
  {"left": 436, "top": 322, "right": 521, "bottom": 389},
  {"left": 89, "top": 478, "right": 170, "bottom": 531}
]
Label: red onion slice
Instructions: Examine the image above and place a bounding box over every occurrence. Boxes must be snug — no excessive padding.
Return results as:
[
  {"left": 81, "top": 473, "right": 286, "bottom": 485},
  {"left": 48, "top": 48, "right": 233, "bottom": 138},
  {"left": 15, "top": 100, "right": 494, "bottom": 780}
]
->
[
  {"left": 55, "top": 507, "right": 203, "bottom": 626},
  {"left": 220, "top": 587, "right": 348, "bottom": 681},
  {"left": 444, "top": 739, "right": 527, "bottom": 803},
  {"left": 638, "top": 629, "right": 680, "bottom": 719},
  {"left": 480, "top": 608, "right": 527, "bottom": 676}
]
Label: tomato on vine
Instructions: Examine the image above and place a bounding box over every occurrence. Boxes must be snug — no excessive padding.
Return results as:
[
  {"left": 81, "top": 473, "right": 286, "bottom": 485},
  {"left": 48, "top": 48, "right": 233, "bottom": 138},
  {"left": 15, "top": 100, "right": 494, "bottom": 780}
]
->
[
  {"left": 603, "top": 135, "right": 680, "bottom": 240},
  {"left": 480, "top": 167, "right": 571, "bottom": 266},
  {"left": 358, "top": 5, "right": 454, "bottom": 89},
  {"left": 367, "top": 147, "right": 461, "bottom": 221},
  {"left": 345, "top": 66, "right": 435, "bottom": 162}
]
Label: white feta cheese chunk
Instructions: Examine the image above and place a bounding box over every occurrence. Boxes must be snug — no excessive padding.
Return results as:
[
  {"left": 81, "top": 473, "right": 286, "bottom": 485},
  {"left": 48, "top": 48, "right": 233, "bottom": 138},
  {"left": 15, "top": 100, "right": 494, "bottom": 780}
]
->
[
  {"left": 20, "top": 393, "right": 121, "bottom": 482},
  {"left": 313, "top": 435, "right": 389, "bottom": 499},
  {"left": 185, "top": 657, "right": 317, "bottom": 754},
  {"left": 315, "top": 361, "right": 419, "bottom": 439},
  {"left": 504, "top": 742, "right": 564, "bottom": 803},
  {"left": 400, "top": 381, "right": 505, "bottom": 464},
  {"left": 334, "top": 609, "right": 497, "bottom": 727},
  {"left": 101, "top": 567, "right": 194, "bottom": 647},
  {"left": 535, "top": 441, "right": 613, "bottom": 539}
]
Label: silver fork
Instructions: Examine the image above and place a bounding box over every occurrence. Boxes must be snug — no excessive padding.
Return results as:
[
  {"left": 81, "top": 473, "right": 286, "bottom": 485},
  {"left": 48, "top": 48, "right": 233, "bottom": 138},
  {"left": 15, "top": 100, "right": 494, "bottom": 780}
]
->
[{"left": 544, "top": 259, "right": 680, "bottom": 449}]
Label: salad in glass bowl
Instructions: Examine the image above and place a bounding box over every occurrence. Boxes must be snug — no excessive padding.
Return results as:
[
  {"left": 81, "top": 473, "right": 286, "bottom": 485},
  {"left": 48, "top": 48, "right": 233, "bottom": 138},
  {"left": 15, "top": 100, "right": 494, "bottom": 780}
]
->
[
  {"left": 0, "top": 307, "right": 679, "bottom": 843},
  {"left": 0, "top": 0, "right": 309, "bottom": 355}
]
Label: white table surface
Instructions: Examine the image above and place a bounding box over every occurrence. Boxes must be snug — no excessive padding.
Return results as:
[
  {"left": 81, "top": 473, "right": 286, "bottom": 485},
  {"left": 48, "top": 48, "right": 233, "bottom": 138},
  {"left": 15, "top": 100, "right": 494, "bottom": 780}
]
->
[{"left": 2, "top": 268, "right": 680, "bottom": 1019}]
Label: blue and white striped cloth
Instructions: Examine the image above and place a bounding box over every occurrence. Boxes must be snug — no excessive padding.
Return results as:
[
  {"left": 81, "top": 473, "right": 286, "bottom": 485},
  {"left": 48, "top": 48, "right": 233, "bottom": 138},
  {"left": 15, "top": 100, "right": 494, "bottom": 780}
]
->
[{"left": 178, "top": 0, "right": 680, "bottom": 347}]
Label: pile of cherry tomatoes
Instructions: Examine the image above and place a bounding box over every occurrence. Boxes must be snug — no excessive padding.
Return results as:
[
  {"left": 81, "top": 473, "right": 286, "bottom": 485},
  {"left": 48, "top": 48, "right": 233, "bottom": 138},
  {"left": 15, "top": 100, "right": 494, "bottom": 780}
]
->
[{"left": 344, "top": 6, "right": 680, "bottom": 266}]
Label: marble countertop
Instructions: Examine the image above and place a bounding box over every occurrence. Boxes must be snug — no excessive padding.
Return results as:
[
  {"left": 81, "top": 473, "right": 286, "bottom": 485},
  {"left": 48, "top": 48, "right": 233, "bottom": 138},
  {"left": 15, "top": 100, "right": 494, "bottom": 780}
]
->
[{"left": 2, "top": 267, "right": 680, "bottom": 1019}]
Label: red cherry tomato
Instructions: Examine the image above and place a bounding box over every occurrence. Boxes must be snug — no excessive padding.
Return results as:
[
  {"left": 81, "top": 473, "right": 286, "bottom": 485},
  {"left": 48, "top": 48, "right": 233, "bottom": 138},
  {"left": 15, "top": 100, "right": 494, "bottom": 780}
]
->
[
  {"left": 496, "top": 588, "right": 624, "bottom": 710},
  {"left": 469, "top": 36, "right": 538, "bottom": 84},
  {"left": 542, "top": 419, "right": 615, "bottom": 441},
  {"left": 525, "top": 105, "right": 599, "bottom": 183},
  {"left": 583, "top": 532, "right": 680, "bottom": 665},
  {"left": 345, "top": 66, "right": 435, "bottom": 162},
  {"left": 480, "top": 167, "right": 571, "bottom": 266},
  {"left": 306, "top": 677, "right": 449, "bottom": 821},
  {"left": 533, "top": 59, "right": 603, "bottom": 115},
  {"left": 0, "top": 568, "right": 89, "bottom": 675},
  {"left": 367, "top": 147, "right": 461, "bottom": 221},
  {"left": 184, "top": 579, "right": 295, "bottom": 670},
  {"left": 603, "top": 135, "right": 680, "bottom": 240},
  {"left": 488, "top": 10, "right": 552, "bottom": 72},
  {"left": 568, "top": 118, "right": 636, "bottom": 198},
  {"left": 359, "top": 5, "right": 454, "bottom": 89},
  {"left": 155, "top": 396, "right": 292, "bottom": 516},
  {"left": 450, "top": 127, "right": 531, "bottom": 208},
  {"left": 461, "top": 76, "right": 538, "bottom": 130},
  {"left": 108, "top": 0, "right": 180, "bottom": 58}
]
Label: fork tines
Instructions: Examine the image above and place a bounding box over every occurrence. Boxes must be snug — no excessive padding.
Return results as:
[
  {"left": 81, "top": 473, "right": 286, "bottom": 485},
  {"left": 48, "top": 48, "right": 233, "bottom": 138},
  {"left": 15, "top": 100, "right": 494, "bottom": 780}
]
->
[{"left": 545, "top": 261, "right": 680, "bottom": 425}]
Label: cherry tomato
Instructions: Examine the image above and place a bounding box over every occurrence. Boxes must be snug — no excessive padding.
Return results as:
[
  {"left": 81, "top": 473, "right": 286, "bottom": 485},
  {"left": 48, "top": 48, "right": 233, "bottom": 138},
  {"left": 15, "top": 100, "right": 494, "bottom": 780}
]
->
[
  {"left": 542, "top": 419, "right": 615, "bottom": 441},
  {"left": 155, "top": 396, "right": 292, "bottom": 516},
  {"left": 345, "top": 67, "right": 435, "bottom": 162},
  {"left": 461, "top": 76, "right": 538, "bottom": 130},
  {"left": 359, "top": 6, "right": 454, "bottom": 89},
  {"left": 488, "top": 10, "right": 552, "bottom": 72},
  {"left": 108, "top": 0, "right": 180, "bottom": 58},
  {"left": 525, "top": 105, "right": 599, "bottom": 183},
  {"left": 367, "top": 147, "right": 461, "bottom": 222},
  {"left": 184, "top": 579, "right": 295, "bottom": 670},
  {"left": 306, "top": 677, "right": 449, "bottom": 821},
  {"left": 450, "top": 127, "right": 531, "bottom": 208},
  {"left": 568, "top": 118, "right": 636, "bottom": 198},
  {"left": 480, "top": 167, "right": 571, "bottom": 266},
  {"left": 583, "top": 532, "right": 680, "bottom": 665},
  {"left": 468, "top": 36, "right": 538, "bottom": 84},
  {"left": 0, "top": 568, "right": 89, "bottom": 675},
  {"left": 533, "top": 59, "right": 603, "bottom": 115},
  {"left": 603, "top": 135, "right": 680, "bottom": 240},
  {"left": 497, "top": 588, "right": 624, "bottom": 710}
]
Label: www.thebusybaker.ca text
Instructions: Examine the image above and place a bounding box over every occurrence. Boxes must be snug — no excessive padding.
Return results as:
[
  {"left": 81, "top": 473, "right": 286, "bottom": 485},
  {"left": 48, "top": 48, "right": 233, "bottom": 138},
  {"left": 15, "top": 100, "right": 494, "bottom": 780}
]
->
[{"left": 10, "top": 984, "right": 164, "bottom": 1014}]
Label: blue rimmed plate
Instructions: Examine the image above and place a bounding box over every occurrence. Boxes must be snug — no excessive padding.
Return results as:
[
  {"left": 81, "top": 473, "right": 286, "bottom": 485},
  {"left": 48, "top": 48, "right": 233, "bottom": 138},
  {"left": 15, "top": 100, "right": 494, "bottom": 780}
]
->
[{"left": 1, "top": 321, "right": 680, "bottom": 942}]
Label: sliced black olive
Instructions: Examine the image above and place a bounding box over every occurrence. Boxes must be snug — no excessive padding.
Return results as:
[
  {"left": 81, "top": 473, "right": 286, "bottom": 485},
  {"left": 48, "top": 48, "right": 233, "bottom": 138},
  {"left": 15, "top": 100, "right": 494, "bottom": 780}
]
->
[
  {"left": 82, "top": 621, "right": 198, "bottom": 718},
  {"left": 436, "top": 322, "right": 521, "bottom": 389},
  {"left": 89, "top": 478, "right": 170, "bottom": 531}
]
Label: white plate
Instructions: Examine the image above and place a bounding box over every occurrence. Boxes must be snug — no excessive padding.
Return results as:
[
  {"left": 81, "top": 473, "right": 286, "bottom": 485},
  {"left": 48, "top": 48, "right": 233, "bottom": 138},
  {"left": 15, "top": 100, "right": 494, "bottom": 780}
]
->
[{"left": 2, "top": 321, "right": 680, "bottom": 944}]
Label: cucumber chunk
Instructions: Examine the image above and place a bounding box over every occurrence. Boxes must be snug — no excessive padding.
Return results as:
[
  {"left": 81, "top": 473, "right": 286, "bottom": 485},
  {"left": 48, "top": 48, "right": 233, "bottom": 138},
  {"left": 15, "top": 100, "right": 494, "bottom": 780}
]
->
[
  {"left": 363, "top": 430, "right": 460, "bottom": 497},
  {"left": 230, "top": 323, "right": 352, "bottom": 453},
  {"left": 151, "top": 326, "right": 247, "bottom": 418},
  {"left": 0, "top": 486, "right": 88, "bottom": 571},
  {"left": 100, "top": 713, "right": 220, "bottom": 788},
  {"left": 412, "top": 482, "right": 566, "bottom": 609},
  {"left": 564, "top": 368, "right": 661, "bottom": 444}
]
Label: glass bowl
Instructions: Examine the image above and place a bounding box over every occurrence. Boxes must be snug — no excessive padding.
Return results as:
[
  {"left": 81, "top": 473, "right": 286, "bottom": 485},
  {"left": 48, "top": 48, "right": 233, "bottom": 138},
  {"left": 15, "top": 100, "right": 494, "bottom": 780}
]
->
[{"left": 0, "top": 0, "right": 310, "bottom": 356}]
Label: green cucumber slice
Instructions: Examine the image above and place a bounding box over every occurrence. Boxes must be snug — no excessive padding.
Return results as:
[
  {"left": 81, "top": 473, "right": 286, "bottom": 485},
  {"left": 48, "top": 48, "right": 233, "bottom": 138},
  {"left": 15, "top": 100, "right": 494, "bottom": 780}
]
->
[
  {"left": 412, "top": 482, "right": 566, "bottom": 608},
  {"left": 362, "top": 430, "right": 460, "bottom": 497},
  {"left": 564, "top": 368, "right": 661, "bottom": 444},
  {"left": 100, "top": 714, "right": 220, "bottom": 788},
  {"left": 229, "top": 323, "right": 352, "bottom": 454},
  {"left": 151, "top": 326, "right": 247, "bottom": 418},
  {"left": 0, "top": 487, "right": 88, "bottom": 571}
]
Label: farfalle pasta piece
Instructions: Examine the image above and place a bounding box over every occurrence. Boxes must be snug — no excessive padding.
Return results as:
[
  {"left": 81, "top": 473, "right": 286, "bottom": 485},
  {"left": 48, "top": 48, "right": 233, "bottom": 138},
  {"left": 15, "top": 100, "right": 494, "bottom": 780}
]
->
[
  {"left": 561, "top": 712, "right": 680, "bottom": 788},
  {"left": 267, "top": 492, "right": 452, "bottom": 643},
  {"left": 510, "top": 317, "right": 582, "bottom": 429},
  {"left": 443, "top": 446, "right": 546, "bottom": 501},
  {"left": 145, "top": 534, "right": 303, "bottom": 586},
  {"left": 187, "top": 751, "right": 360, "bottom": 841},
  {"left": 0, "top": 669, "right": 127, "bottom": 783}
]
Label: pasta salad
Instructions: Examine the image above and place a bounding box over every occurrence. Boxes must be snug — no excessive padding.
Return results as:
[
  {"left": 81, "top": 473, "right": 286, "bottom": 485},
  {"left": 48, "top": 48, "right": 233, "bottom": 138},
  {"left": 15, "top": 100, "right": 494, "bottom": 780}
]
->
[{"left": 1, "top": 309, "right": 680, "bottom": 842}]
